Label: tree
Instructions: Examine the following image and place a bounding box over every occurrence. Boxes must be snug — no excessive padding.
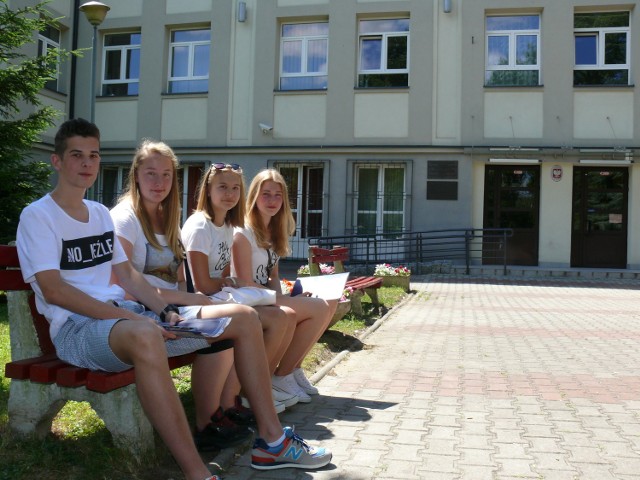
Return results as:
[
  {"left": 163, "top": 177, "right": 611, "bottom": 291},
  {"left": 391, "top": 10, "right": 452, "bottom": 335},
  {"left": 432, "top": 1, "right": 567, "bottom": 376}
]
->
[{"left": 0, "top": 0, "right": 71, "bottom": 243}]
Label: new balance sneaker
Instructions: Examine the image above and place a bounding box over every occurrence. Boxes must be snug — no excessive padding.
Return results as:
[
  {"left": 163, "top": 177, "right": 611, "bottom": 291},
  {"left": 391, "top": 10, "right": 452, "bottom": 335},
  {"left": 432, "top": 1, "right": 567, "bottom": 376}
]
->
[
  {"left": 241, "top": 395, "right": 286, "bottom": 414},
  {"left": 194, "top": 407, "right": 252, "bottom": 451},
  {"left": 272, "top": 373, "right": 312, "bottom": 403},
  {"left": 224, "top": 395, "right": 257, "bottom": 427},
  {"left": 293, "top": 367, "right": 319, "bottom": 395},
  {"left": 251, "top": 427, "right": 332, "bottom": 470},
  {"left": 272, "top": 386, "right": 299, "bottom": 408}
]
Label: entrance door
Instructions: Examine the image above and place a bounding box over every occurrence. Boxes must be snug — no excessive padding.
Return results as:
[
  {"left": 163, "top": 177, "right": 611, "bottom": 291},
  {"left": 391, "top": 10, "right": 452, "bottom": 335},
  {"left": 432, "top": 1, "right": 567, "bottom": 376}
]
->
[
  {"left": 483, "top": 165, "right": 540, "bottom": 265},
  {"left": 571, "top": 167, "right": 628, "bottom": 268}
]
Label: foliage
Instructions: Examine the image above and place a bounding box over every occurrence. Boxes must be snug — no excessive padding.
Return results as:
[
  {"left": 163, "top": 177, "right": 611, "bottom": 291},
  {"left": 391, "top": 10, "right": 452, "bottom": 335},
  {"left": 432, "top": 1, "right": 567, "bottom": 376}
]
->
[
  {"left": 374, "top": 263, "right": 411, "bottom": 277},
  {"left": 0, "top": 0, "right": 75, "bottom": 244}
]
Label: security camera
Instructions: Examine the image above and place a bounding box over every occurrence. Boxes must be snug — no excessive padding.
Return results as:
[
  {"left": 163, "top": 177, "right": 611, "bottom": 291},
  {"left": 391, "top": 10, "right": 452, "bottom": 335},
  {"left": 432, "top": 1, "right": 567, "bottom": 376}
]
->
[{"left": 259, "top": 123, "right": 273, "bottom": 134}]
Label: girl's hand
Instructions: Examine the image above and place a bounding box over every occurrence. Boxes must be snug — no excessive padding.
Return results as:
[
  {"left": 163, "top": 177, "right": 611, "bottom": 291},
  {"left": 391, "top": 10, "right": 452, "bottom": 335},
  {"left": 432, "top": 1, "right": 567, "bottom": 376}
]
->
[{"left": 222, "top": 277, "right": 239, "bottom": 288}]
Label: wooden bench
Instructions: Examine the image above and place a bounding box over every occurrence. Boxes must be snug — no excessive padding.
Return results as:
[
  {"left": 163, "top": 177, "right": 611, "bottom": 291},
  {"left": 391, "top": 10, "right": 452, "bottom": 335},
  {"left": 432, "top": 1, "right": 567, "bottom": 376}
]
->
[
  {"left": 308, "top": 246, "right": 382, "bottom": 315},
  {"left": 0, "top": 244, "right": 195, "bottom": 458}
]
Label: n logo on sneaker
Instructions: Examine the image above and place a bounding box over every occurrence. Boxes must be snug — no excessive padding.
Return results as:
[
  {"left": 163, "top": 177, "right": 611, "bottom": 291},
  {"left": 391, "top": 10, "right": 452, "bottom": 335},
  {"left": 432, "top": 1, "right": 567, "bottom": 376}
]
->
[{"left": 284, "top": 444, "right": 304, "bottom": 460}]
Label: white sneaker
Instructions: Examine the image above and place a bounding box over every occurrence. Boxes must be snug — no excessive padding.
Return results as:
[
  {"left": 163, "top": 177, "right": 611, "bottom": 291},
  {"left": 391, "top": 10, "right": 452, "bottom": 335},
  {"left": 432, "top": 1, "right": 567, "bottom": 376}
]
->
[
  {"left": 272, "top": 387, "right": 299, "bottom": 408},
  {"left": 241, "top": 395, "right": 286, "bottom": 414},
  {"left": 272, "top": 373, "right": 312, "bottom": 403},
  {"left": 293, "top": 367, "right": 319, "bottom": 395}
]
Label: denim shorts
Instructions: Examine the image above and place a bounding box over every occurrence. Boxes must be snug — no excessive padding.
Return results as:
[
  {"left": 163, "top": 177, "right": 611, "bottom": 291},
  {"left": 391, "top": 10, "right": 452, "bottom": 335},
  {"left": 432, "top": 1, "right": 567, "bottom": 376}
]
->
[{"left": 52, "top": 300, "right": 211, "bottom": 372}]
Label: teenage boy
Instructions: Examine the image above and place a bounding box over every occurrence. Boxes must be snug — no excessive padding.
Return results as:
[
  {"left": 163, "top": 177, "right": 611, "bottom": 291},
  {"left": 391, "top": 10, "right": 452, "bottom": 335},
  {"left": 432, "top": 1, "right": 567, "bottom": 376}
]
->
[{"left": 16, "top": 118, "right": 332, "bottom": 479}]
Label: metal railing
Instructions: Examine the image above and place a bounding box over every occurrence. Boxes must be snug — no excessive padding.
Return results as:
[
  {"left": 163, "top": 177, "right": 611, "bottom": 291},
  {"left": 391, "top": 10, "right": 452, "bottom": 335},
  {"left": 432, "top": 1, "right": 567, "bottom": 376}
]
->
[{"left": 305, "top": 228, "right": 513, "bottom": 275}]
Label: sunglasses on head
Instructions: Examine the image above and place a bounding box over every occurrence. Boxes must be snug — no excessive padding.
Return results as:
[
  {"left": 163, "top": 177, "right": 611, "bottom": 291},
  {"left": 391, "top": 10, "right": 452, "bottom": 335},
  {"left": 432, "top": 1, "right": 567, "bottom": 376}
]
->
[{"left": 211, "top": 163, "right": 242, "bottom": 173}]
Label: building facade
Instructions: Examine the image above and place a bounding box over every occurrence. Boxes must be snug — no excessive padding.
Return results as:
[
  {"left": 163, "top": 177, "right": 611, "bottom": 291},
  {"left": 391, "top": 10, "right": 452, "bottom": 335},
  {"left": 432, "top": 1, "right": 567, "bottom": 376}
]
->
[{"left": 12, "top": 0, "right": 640, "bottom": 267}]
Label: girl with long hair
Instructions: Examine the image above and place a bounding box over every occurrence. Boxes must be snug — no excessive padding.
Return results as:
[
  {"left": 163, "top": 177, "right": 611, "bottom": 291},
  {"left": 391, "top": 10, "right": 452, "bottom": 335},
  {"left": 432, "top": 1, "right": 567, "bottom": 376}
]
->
[
  {"left": 182, "top": 162, "right": 298, "bottom": 411},
  {"left": 232, "top": 169, "right": 336, "bottom": 402}
]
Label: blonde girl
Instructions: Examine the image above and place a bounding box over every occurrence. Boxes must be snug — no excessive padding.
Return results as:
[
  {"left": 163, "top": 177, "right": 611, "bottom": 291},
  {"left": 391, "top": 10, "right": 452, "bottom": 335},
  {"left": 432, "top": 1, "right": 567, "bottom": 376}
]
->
[
  {"left": 182, "top": 162, "right": 298, "bottom": 411},
  {"left": 232, "top": 169, "right": 336, "bottom": 402}
]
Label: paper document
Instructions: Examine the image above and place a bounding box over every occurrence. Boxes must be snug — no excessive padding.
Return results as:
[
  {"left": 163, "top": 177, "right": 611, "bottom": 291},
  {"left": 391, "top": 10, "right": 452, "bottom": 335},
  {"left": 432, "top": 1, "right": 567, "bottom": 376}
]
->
[
  {"left": 295, "top": 272, "right": 350, "bottom": 300},
  {"left": 160, "top": 317, "right": 231, "bottom": 338}
]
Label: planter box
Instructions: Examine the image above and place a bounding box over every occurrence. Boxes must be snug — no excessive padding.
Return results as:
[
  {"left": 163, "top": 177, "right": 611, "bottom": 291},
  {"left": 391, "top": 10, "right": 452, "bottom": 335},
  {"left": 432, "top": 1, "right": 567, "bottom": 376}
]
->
[{"left": 375, "top": 275, "right": 411, "bottom": 292}]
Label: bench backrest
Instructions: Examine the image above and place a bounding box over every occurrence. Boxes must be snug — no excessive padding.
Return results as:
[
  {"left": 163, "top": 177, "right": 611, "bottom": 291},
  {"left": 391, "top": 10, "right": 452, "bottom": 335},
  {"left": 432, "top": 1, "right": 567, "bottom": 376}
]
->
[
  {"left": 308, "top": 246, "right": 349, "bottom": 275},
  {"left": 0, "top": 245, "right": 55, "bottom": 355}
]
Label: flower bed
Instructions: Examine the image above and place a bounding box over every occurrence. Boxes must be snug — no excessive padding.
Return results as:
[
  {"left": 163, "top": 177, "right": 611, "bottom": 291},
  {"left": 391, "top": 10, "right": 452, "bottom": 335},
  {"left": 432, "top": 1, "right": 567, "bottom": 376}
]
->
[{"left": 373, "top": 263, "right": 411, "bottom": 292}]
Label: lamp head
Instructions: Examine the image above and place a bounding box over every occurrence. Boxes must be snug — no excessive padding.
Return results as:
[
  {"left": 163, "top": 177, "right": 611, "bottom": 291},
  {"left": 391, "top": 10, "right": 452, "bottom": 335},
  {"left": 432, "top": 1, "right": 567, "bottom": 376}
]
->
[{"left": 80, "top": 1, "right": 110, "bottom": 26}]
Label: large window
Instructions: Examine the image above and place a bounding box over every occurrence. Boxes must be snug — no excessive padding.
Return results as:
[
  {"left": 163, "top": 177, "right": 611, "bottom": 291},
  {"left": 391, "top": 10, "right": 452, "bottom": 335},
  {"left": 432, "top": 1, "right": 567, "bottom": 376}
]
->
[
  {"left": 355, "top": 165, "right": 406, "bottom": 234},
  {"left": 38, "top": 24, "right": 60, "bottom": 91},
  {"left": 168, "top": 29, "right": 210, "bottom": 93},
  {"left": 485, "top": 15, "right": 540, "bottom": 86},
  {"left": 102, "top": 33, "right": 140, "bottom": 96},
  {"left": 280, "top": 23, "right": 328, "bottom": 90},
  {"left": 574, "top": 11, "right": 630, "bottom": 86},
  {"left": 358, "top": 18, "right": 409, "bottom": 88}
]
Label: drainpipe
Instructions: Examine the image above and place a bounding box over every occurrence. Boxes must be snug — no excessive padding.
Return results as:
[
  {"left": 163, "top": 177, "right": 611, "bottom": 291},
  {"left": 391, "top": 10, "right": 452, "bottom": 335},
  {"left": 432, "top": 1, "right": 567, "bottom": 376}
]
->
[{"left": 69, "top": 0, "right": 81, "bottom": 119}]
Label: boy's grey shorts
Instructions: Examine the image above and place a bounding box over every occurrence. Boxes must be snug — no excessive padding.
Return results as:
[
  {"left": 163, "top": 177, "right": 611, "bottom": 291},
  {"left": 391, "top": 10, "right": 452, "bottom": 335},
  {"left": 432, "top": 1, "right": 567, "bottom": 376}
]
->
[{"left": 52, "top": 300, "right": 216, "bottom": 373}]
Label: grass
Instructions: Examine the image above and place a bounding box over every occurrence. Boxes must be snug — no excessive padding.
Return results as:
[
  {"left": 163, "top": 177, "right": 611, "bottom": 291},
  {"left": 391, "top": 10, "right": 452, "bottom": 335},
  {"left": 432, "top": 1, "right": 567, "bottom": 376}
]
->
[{"left": 0, "top": 287, "right": 408, "bottom": 479}]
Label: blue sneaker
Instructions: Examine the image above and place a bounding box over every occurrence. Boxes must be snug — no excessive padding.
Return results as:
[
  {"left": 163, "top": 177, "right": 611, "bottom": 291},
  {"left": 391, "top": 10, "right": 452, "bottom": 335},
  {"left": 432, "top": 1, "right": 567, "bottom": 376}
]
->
[{"left": 251, "top": 427, "right": 332, "bottom": 470}]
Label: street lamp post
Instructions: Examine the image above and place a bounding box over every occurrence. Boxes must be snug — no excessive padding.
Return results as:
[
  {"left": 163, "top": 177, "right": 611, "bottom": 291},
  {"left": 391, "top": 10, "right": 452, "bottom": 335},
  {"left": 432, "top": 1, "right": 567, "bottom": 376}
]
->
[{"left": 79, "top": 1, "right": 110, "bottom": 123}]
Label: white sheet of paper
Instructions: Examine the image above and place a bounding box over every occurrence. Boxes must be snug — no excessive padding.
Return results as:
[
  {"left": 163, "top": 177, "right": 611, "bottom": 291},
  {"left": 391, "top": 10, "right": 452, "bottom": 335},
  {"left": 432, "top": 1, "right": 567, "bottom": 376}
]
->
[{"left": 296, "top": 272, "right": 350, "bottom": 300}]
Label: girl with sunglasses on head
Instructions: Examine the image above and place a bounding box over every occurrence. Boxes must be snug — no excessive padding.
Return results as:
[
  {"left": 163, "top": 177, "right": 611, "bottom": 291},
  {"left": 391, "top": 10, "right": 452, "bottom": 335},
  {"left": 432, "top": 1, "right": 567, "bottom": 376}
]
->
[
  {"left": 110, "top": 142, "right": 333, "bottom": 471},
  {"left": 232, "top": 168, "right": 337, "bottom": 402},
  {"left": 182, "top": 162, "right": 299, "bottom": 412}
]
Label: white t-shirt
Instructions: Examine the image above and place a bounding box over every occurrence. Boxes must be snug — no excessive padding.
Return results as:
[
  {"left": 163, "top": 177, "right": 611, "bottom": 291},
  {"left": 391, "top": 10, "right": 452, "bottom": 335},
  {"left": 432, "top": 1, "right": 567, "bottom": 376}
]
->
[
  {"left": 181, "top": 211, "right": 233, "bottom": 280},
  {"left": 16, "top": 194, "right": 128, "bottom": 339},
  {"left": 232, "top": 227, "right": 279, "bottom": 286},
  {"left": 110, "top": 201, "right": 181, "bottom": 291}
]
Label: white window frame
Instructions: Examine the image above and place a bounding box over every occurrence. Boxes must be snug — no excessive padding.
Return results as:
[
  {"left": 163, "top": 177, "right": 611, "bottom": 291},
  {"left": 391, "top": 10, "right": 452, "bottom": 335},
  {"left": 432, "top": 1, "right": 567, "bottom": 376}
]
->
[
  {"left": 574, "top": 28, "right": 630, "bottom": 70},
  {"left": 168, "top": 28, "right": 210, "bottom": 93},
  {"left": 353, "top": 163, "right": 407, "bottom": 235},
  {"left": 279, "top": 22, "right": 328, "bottom": 90},
  {"left": 358, "top": 20, "right": 410, "bottom": 76},
  {"left": 102, "top": 32, "right": 140, "bottom": 96},
  {"left": 38, "top": 26, "right": 60, "bottom": 91},
  {"left": 485, "top": 15, "right": 540, "bottom": 85}
]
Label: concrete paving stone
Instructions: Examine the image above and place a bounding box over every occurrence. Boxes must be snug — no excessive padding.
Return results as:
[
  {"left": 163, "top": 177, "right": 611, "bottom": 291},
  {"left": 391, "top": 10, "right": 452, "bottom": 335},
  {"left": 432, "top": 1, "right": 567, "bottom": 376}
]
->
[
  {"left": 494, "top": 442, "right": 532, "bottom": 459},
  {"left": 463, "top": 421, "right": 491, "bottom": 435},
  {"left": 611, "top": 457, "right": 640, "bottom": 475},
  {"left": 531, "top": 451, "right": 574, "bottom": 470},
  {"left": 571, "top": 462, "right": 620, "bottom": 479},
  {"left": 497, "top": 458, "right": 537, "bottom": 477},
  {"left": 355, "top": 432, "right": 395, "bottom": 449},
  {"left": 588, "top": 427, "right": 626, "bottom": 442},
  {"left": 621, "top": 423, "right": 640, "bottom": 435},
  {"left": 386, "top": 443, "right": 425, "bottom": 461},
  {"left": 458, "top": 433, "right": 492, "bottom": 449},
  {"left": 377, "top": 460, "right": 424, "bottom": 479},
  {"left": 458, "top": 447, "right": 495, "bottom": 466},
  {"left": 457, "top": 465, "right": 497, "bottom": 479},
  {"left": 554, "top": 420, "right": 588, "bottom": 433},
  {"left": 534, "top": 470, "right": 580, "bottom": 480},
  {"left": 422, "top": 453, "right": 459, "bottom": 472},
  {"left": 424, "top": 438, "right": 461, "bottom": 456},
  {"left": 347, "top": 448, "right": 388, "bottom": 466},
  {"left": 388, "top": 428, "right": 428, "bottom": 444},
  {"left": 560, "top": 432, "right": 594, "bottom": 446},
  {"left": 594, "top": 440, "right": 640, "bottom": 458},
  {"left": 429, "top": 425, "right": 460, "bottom": 439},
  {"left": 566, "top": 445, "right": 609, "bottom": 463},
  {"left": 492, "top": 429, "right": 529, "bottom": 443}
]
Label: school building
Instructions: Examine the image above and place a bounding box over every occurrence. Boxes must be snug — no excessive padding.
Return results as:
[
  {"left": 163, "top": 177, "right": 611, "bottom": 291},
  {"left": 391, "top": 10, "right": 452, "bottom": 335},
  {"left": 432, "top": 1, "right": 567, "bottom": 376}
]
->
[{"left": 12, "top": 0, "right": 640, "bottom": 267}]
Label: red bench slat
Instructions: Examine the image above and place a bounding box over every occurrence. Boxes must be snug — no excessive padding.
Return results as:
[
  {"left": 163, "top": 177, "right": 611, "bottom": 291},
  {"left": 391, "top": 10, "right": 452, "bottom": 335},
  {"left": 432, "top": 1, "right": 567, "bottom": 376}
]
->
[
  {"left": 4, "top": 354, "right": 59, "bottom": 380},
  {"left": 30, "top": 358, "right": 71, "bottom": 383}
]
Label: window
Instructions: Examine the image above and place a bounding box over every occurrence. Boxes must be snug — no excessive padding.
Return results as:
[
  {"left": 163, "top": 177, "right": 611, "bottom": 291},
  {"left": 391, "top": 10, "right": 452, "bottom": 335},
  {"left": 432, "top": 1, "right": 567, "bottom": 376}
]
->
[
  {"left": 355, "top": 165, "right": 406, "bottom": 234},
  {"left": 280, "top": 23, "right": 328, "bottom": 90},
  {"left": 485, "top": 15, "right": 540, "bottom": 86},
  {"left": 427, "top": 161, "right": 458, "bottom": 201},
  {"left": 574, "top": 11, "right": 630, "bottom": 86},
  {"left": 102, "top": 33, "right": 141, "bottom": 96},
  {"left": 358, "top": 18, "right": 409, "bottom": 88},
  {"left": 168, "top": 29, "right": 210, "bottom": 93},
  {"left": 38, "top": 24, "right": 60, "bottom": 91}
]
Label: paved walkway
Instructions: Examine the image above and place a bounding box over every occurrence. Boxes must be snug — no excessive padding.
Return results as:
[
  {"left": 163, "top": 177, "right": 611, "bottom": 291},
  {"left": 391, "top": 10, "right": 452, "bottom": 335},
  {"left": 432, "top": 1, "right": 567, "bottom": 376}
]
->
[{"left": 220, "top": 275, "right": 640, "bottom": 479}]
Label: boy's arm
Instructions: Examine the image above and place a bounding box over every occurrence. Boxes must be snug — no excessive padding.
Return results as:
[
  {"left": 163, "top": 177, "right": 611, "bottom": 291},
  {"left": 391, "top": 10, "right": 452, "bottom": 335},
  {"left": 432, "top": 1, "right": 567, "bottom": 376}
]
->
[{"left": 35, "top": 269, "right": 151, "bottom": 322}]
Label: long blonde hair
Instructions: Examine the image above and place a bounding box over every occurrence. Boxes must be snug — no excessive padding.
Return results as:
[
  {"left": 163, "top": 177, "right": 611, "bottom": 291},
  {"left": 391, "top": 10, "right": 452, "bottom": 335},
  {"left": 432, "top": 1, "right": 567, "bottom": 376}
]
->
[
  {"left": 245, "top": 169, "right": 295, "bottom": 257},
  {"left": 118, "top": 139, "right": 183, "bottom": 259},
  {"left": 193, "top": 163, "right": 245, "bottom": 227}
]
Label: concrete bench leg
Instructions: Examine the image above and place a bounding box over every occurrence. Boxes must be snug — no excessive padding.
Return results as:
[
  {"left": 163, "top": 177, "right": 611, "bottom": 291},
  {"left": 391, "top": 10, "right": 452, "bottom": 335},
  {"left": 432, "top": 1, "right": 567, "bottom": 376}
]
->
[
  {"left": 365, "top": 287, "right": 380, "bottom": 313},
  {"left": 8, "top": 380, "right": 66, "bottom": 438},
  {"left": 82, "top": 385, "right": 155, "bottom": 459},
  {"left": 9, "top": 380, "right": 155, "bottom": 459},
  {"left": 350, "top": 290, "right": 364, "bottom": 315}
]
